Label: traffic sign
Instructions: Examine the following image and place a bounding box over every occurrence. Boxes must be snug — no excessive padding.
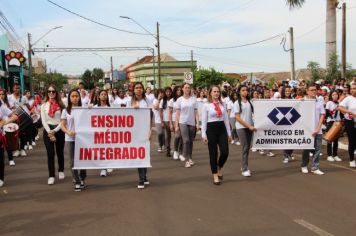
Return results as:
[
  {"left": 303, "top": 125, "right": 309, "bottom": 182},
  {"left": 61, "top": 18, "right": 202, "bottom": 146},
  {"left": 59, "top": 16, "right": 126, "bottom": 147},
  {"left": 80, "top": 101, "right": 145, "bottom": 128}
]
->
[{"left": 184, "top": 72, "right": 193, "bottom": 84}]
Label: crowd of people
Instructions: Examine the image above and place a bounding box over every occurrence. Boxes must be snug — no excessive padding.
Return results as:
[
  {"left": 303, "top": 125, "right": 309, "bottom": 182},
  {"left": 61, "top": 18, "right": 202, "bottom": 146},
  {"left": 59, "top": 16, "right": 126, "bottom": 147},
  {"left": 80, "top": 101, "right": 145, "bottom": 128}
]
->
[{"left": 0, "top": 77, "right": 355, "bottom": 191}]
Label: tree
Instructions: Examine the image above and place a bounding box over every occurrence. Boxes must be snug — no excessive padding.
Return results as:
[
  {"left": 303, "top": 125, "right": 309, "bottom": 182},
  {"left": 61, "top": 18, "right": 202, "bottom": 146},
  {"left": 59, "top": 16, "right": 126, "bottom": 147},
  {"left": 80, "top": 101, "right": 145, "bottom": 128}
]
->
[
  {"left": 81, "top": 69, "right": 94, "bottom": 89},
  {"left": 325, "top": 52, "right": 339, "bottom": 83},
  {"left": 307, "top": 61, "right": 322, "bottom": 83},
  {"left": 33, "top": 72, "right": 68, "bottom": 90},
  {"left": 193, "top": 68, "right": 231, "bottom": 88},
  {"left": 92, "top": 68, "right": 104, "bottom": 84},
  {"left": 286, "top": 0, "right": 337, "bottom": 67}
]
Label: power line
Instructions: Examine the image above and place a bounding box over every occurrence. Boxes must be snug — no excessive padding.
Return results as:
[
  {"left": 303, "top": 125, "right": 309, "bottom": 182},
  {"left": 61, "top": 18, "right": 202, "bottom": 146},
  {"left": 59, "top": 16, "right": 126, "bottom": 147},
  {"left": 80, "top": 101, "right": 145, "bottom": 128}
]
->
[{"left": 47, "top": 0, "right": 150, "bottom": 36}]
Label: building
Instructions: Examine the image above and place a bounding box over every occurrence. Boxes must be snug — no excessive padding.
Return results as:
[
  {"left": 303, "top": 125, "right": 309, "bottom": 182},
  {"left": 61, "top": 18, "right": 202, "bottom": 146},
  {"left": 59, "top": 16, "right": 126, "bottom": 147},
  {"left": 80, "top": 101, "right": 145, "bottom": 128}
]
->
[
  {"left": 32, "top": 58, "right": 46, "bottom": 75},
  {"left": 123, "top": 53, "right": 197, "bottom": 88}
]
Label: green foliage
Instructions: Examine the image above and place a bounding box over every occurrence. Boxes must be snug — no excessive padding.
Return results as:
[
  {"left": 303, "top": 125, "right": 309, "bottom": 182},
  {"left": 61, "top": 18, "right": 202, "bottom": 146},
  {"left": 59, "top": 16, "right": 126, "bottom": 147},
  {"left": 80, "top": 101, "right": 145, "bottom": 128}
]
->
[
  {"left": 80, "top": 68, "right": 105, "bottom": 89},
  {"left": 345, "top": 63, "right": 355, "bottom": 81},
  {"left": 286, "top": 0, "right": 305, "bottom": 9},
  {"left": 193, "top": 68, "right": 231, "bottom": 88},
  {"left": 33, "top": 72, "right": 68, "bottom": 90},
  {"left": 325, "top": 53, "right": 340, "bottom": 83},
  {"left": 267, "top": 77, "right": 276, "bottom": 89},
  {"left": 307, "top": 61, "right": 322, "bottom": 83}
]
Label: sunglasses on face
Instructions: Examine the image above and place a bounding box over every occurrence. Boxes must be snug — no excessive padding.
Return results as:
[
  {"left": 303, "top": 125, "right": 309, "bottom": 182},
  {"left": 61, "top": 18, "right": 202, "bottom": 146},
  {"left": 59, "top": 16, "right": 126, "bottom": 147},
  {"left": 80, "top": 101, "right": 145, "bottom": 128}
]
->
[{"left": 48, "top": 90, "right": 56, "bottom": 94}]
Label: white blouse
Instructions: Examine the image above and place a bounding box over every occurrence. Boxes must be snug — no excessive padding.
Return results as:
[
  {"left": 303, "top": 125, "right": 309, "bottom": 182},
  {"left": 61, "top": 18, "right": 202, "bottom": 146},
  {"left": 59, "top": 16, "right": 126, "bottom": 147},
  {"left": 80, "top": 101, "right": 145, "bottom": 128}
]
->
[{"left": 201, "top": 102, "right": 231, "bottom": 139}]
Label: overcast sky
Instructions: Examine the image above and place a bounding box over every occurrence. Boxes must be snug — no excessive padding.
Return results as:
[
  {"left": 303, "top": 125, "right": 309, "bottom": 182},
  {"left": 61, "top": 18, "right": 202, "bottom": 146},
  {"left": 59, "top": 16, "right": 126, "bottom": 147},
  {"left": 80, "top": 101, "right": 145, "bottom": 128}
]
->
[{"left": 1, "top": 0, "right": 355, "bottom": 75}]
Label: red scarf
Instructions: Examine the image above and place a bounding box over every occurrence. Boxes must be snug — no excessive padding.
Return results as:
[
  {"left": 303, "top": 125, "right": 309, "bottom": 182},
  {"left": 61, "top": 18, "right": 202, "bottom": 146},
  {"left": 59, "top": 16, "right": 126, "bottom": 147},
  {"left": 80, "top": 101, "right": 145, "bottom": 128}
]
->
[
  {"left": 213, "top": 101, "right": 222, "bottom": 118},
  {"left": 48, "top": 99, "right": 60, "bottom": 118}
]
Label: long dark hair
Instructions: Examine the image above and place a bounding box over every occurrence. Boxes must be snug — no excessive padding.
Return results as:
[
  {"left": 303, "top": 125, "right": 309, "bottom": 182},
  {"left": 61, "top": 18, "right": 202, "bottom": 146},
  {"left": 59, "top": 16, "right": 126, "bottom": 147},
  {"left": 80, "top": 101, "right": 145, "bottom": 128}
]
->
[
  {"left": 328, "top": 90, "right": 339, "bottom": 103},
  {"left": 229, "top": 91, "right": 238, "bottom": 103},
  {"left": 281, "top": 86, "right": 292, "bottom": 99},
  {"left": 0, "top": 88, "right": 10, "bottom": 108},
  {"left": 172, "top": 86, "right": 182, "bottom": 102},
  {"left": 97, "top": 89, "right": 110, "bottom": 107},
  {"left": 237, "top": 85, "right": 254, "bottom": 113},
  {"left": 44, "top": 84, "right": 65, "bottom": 109},
  {"left": 131, "top": 82, "right": 146, "bottom": 106},
  {"left": 162, "top": 87, "right": 172, "bottom": 109},
  {"left": 67, "top": 89, "right": 82, "bottom": 115}
]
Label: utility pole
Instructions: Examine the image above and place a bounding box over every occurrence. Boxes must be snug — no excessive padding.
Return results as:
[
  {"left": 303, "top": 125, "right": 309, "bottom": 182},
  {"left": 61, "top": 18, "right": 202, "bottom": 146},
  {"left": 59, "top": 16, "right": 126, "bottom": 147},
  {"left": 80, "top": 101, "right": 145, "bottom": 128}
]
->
[
  {"left": 289, "top": 27, "right": 296, "bottom": 81},
  {"left": 341, "top": 2, "right": 346, "bottom": 79},
  {"left": 27, "top": 33, "right": 34, "bottom": 95},
  {"left": 156, "top": 22, "right": 161, "bottom": 88},
  {"left": 190, "top": 50, "right": 194, "bottom": 71},
  {"left": 110, "top": 56, "right": 114, "bottom": 81}
]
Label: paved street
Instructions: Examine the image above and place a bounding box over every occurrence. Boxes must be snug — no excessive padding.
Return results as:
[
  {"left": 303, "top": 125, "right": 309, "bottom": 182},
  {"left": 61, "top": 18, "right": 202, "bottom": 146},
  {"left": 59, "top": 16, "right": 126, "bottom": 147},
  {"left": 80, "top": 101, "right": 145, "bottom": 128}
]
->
[{"left": 1, "top": 132, "right": 356, "bottom": 236}]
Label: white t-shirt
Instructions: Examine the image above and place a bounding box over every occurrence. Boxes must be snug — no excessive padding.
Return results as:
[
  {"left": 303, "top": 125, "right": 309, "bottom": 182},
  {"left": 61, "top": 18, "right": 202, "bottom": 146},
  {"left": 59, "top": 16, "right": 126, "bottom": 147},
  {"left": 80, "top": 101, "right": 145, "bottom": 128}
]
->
[
  {"left": 159, "top": 99, "right": 170, "bottom": 122},
  {"left": 127, "top": 98, "right": 149, "bottom": 109},
  {"left": 146, "top": 93, "right": 155, "bottom": 108},
  {"left": 196, "top": 97, "right": 208, "bottom": 120},
  {"left": 0, "top": 103, "right": 13, "bottom": 121},
  {"left": 340, "top": 95, "right": 356, "bottom": 122},
  {"left": 325, "top": 101, "right": 340, "bottom": 122},
  {"left": 8, "top": 94, "right": 30, "bottom": 114},
  {"left": 81, "top": 96, "right": 90, "bottom": 107},
  {"left": 176, "top": 96, "right": 198, "bottom": 126},
  {"left": 61, "top": 108, "right": 75, "bottom": 142},
  {"left": 233, "top": 100, "right": 253, "bottom": 130},
  {"left": 152, "top": 99, "right": 161, "bottom": 124},
  {"left": 113, "top": 97, "right": 128, "bottom": 107},
  {"left": 314, "top": 99, "right": 326, "bottom": 134},
  {"left": 227, "top": 100, "right": 236, "bottom": 118},
  {"left": 62, "top": 97, "right": 68, "bottom": 108},
  {"left": 168, "top": 98, "right": 177, "bottom": 122}
]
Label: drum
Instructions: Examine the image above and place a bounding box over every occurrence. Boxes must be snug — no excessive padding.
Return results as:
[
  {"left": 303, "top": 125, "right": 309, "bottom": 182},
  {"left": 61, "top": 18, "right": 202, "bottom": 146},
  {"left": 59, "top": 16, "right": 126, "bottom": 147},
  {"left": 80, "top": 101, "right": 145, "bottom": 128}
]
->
[
  {"left": 3, "top": 123, "right": 19, "bottom": 151},
  {"left": 324, "top": 121, "right": 343, "bottom": 142},
  {"left": 31, "top": 113, "right": 40, "bottom": 123},
  {"left": 14, "top": 106, "right": 33, "bottom": 131}
]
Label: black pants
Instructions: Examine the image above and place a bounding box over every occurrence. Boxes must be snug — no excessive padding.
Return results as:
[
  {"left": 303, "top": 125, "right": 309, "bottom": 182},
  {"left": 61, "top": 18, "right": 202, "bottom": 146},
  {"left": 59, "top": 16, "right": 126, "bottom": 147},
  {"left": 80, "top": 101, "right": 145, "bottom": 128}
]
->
[
  {"left": 0, "top": 148, "right": 4, "bottom": 181},
  {"left": 68, "top": 142, "right": 86, "bottom": 184},
  {"left": 206, "top": 121, "right": 229, "bottom": 174},
  {"left": 138, "top": 168, "right": 147, "bottom": 183},
  {"left": 20, "top": 125, "right": 33, "bottom": 149},
  {"left": 326, "top": 122, "right": 339, "bottom": 157},
  {"left": 43, "top": 126, "right": 65, "bottom": 177},
  {"left": 345, "top": 120, "right": 356, "bottom": 161}
]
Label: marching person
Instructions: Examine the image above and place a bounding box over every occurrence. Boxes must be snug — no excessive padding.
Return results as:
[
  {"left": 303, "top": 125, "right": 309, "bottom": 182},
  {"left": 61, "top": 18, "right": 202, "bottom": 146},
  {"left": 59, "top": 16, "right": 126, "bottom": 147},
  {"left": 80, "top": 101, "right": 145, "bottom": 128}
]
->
[
  {"left": 227, "top": 92, "right": 240, "bottom": 145},
  {"left": 325, "top": 90, "right": 342, "bottom": 162},
  {"left": 113, "top": 89, "right": 128, "bottom": 107},
  {"left": 234, "top": 85, "right": 256, "bottom": 177},
  {"left": 41, "top": 85, "right": 66, "bottom": 185},
  {"left": 160, "top": 87, "right": 173, "bottom": 157},
  {"left": 338, "top": 83, "right": 356, "bottom": 167},
  {"left": 153, "top": 89, "right": 165, "bottom": 153},
  {"left": 0, "top": 104, "right": 18, "bottom": 187},
  {"left": 201, "top": 85, "right": 231, "bottom": 185},
  {"left": 61, "top": 89, "right": 86, "bottom": 192},
  {"left": 281, "top": 86, "right": 294, "bottom": 163},
  {"left": 169, "top": 86, "right": 183, "bottom": 161},
  {"left": 127, "top": 82, "right": 151, "bottom": 189},
  {"left": 175, "top": 83, "right": 199, "bottom": 168},
  {"left": 301, "top": 85, "right": 325, "bottom": 175}
]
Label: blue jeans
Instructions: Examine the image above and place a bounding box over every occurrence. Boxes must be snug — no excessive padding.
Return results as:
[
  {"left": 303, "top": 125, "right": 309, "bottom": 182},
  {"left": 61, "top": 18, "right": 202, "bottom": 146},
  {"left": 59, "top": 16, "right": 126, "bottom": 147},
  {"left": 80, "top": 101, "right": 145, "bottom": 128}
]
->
[{"left": 302, "top": 134, "right": 322, "bottom": 170}]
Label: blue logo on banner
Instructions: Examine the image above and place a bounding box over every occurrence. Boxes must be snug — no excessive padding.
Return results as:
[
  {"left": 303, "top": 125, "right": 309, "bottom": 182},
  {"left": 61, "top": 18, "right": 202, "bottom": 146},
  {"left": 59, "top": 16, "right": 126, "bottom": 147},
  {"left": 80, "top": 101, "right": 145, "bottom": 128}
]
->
[{"left": 268, "top": 107, "right": 301, "bottom": 125}]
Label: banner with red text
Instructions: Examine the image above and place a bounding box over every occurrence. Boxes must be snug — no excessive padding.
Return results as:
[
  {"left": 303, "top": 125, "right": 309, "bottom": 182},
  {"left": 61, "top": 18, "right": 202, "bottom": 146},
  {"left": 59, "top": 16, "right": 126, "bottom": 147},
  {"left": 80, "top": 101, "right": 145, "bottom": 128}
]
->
[{"left": 72, "top": 107, "right": 151, "bottom": 169}]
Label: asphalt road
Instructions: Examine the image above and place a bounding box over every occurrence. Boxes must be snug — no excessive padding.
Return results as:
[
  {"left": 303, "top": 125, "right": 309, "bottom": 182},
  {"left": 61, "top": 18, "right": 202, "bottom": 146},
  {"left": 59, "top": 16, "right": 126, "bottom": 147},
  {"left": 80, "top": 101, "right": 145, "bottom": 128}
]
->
[{"left": 1, "top": 132, "right": 356, "bottom": 236}]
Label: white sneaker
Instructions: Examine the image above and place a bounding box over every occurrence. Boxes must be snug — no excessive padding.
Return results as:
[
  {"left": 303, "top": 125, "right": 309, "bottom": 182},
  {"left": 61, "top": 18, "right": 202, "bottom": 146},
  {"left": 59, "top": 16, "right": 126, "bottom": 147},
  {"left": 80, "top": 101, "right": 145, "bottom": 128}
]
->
[
  {"left": 188, "top": 159, "right": 195, "bottom": 166},
  {"left": 100, "top": 169, "right": 107, "bottom": 177},
  {"left": 333, "top": 156, "right": 342, "bottom": 162},
  {"left": 48, "top": 177, "right": 55, "bottom": 185},
  {"left": 185, "top": 161, "right": 191, "bottom": 168},
  {"left": 350, "top": 160, "right": 356, "bottom": 168},
  {"left": 241, "top": 170, "right": 251, "bottom": 177},
  {"left": 320, "top": 153, "right": 323, "bottom": 156},
  {"left": 301, "top": 167, "right": 309, "bottom": 174},
  {"left": 231, "top": 140, "right": 235, "bottom": 144},
  {"left": 267, "top": 152, "right": 275, "bottom": 157},
  {"left": 9, "top": 160, "right": 15, "bottom": 166},
  {"left": 290, "top": 155, "right": 295, "bottom": 160},
  {"left": 13, "top": 150, "right": 20, "bottom": 157},
  {"left": 35, "top": 135, "right": 39, "bottom": 141},
  {"left": 309, "top": 152, "right": 313, "bottom": 157},
  {"left": 327, "top": 156, "right": 335, "bottom": 162},
  {"left": 31, "top": 141, "right": 36, "bottom": 146},
  {"left": 20, "top": 150, "right": 27, "bottom": 157},
  {"left": 311, "top": 169, "right": 324, "bottom": 175},
  {"left": 107, "top": 169, "right": 113, "bottom": 173},
  {"left": 235, "top": 141, "right": 241, "bottom": 146},
  {"left": 179, "top": 155, "right": 185, "bottom": 162},
  {"left": 259, "top": 150, "right": 265, "bottom": 155},
  {"left": 0, "top": 179, "right": 4, "bottom": 187},
  {"left": 58, "top": 172, "right": 65, "bottom": 180},
  {"left": 252, "top": 149, "right": 257, "bottom": 152},
  {"left": 24, "top": 145, "right": 28, "bottom": 150},
  {"left": 157, "top": 147, "right": 162, "bottom": 153},
  {"left": 173, "top": 151, "right": 179, "bottom": 160},
  {"left": 28, "top": 145, "right": 33, "bottom": 150},
  {"left": 283, "top": 158, "right": 289, "bottom": 164}
]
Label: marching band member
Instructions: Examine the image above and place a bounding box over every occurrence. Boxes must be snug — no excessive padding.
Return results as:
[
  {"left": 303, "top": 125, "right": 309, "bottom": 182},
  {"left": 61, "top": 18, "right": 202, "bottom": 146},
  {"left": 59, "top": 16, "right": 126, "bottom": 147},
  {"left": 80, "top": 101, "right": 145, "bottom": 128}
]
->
[{"left": 160, "top": 87, "right": 173, "bottom": 157}]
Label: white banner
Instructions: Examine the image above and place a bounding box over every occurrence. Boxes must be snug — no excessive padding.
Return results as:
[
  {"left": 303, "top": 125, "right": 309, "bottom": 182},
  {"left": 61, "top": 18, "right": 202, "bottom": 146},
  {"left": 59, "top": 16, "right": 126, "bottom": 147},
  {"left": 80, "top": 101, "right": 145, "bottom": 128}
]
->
[
  {"left": 252, "top": 100, "right": 315, "bottom": 150},
  {"left": 72, "top": 108, "right": 151, "bottom": 169}
]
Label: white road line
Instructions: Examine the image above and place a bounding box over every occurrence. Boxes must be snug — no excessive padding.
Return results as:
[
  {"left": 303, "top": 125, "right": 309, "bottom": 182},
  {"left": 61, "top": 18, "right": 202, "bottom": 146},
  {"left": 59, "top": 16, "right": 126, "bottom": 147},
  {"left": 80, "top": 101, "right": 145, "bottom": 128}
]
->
[{"left": 293, "top": 219, "right": 334, "bottom": 236}]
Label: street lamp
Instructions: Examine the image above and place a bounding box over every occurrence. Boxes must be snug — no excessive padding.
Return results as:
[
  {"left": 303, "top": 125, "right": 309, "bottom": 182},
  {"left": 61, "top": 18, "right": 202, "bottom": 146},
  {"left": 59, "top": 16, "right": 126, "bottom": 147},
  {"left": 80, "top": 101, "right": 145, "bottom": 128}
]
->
[
  {"left": 28, "top": 26, "right": 63, "bottom": 94},
  {"left": 120, "top": 16, "right": 161, "bottom": 88}
]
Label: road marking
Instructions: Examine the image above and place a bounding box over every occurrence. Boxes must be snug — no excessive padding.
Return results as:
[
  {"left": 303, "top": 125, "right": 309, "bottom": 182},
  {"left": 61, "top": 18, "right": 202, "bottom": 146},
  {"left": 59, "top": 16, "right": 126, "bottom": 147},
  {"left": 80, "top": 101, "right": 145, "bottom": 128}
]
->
[
  {"left": 328, "top": 163, "right": 356, "bottom": 173},
  {"left": 293, "top": 219, "right": 334, "bottom": 236}
]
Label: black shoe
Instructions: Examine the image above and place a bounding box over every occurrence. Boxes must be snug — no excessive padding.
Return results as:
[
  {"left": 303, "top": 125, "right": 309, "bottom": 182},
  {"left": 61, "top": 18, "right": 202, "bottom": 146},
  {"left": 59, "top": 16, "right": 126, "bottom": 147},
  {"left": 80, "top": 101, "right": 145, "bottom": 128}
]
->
[{"left": 137, "top": 182, "right": 145, "bottom": 189}]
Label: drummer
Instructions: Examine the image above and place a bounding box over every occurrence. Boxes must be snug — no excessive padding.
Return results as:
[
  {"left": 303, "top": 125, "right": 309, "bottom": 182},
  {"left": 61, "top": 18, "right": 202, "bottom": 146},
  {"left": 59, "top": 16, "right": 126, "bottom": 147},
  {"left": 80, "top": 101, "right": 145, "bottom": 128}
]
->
[{"left": 0, "top": 100, "right": 18, "bottom": 187}]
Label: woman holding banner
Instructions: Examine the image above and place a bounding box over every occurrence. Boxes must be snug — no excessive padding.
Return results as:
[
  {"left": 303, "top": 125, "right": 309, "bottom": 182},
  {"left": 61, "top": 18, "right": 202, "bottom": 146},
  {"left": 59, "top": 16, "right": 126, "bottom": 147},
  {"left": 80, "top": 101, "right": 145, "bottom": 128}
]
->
[
  {"left": 281, "top": 86, "right": 294, "bottom": 164},
  {"left": 175, "top": 83, "right": 199, "bottom": 168},
  {"left": 41, "top": 85, "right": 66, "bottom": 185},
  {"left": 201, "top": 85, "right": 231, "bottom": 185},
  {"left": 234, "top": 85, "right": 256, "bottom": 177},
  {"left": 338, "top": 83, "right": 356, "bottom": 168},
  {"left": 61, "top": 89, "right": 86, "bottom": 192},
  {"left": 128, "top": 82, "right": 151, "bottom": 189}
]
